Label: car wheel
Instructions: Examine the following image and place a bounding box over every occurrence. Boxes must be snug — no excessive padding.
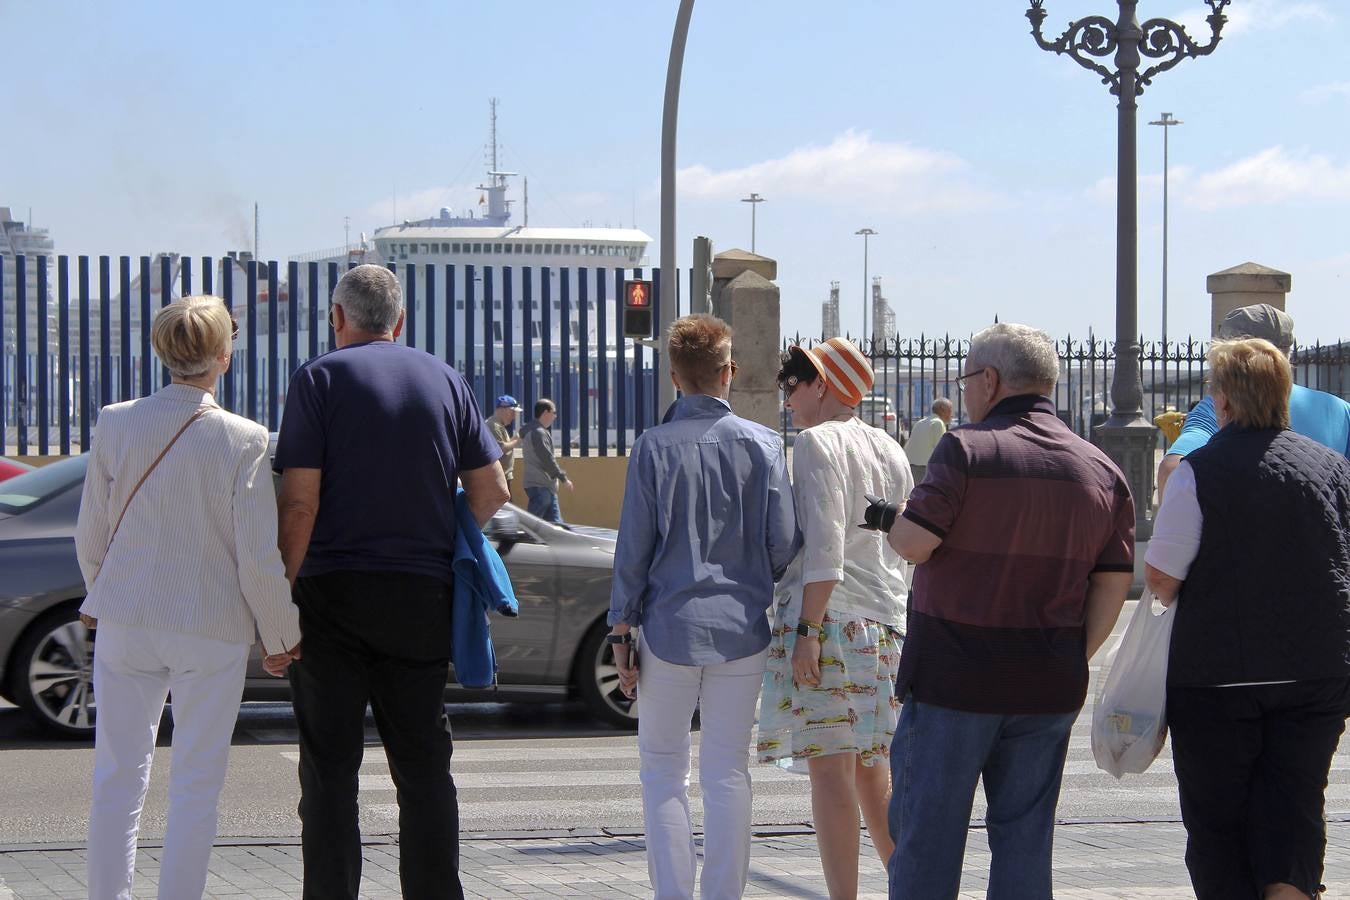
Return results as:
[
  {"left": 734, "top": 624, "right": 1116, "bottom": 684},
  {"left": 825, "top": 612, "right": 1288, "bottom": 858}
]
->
[
  {"left": 11, "top": 606, "right": 97, "bottom": 738},
  {"left": 575, "top": 622, "right": 638, "bottom": 729}
]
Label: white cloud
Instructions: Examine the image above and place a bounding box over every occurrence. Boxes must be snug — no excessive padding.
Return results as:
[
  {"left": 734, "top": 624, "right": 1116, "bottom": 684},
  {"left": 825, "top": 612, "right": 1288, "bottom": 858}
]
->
[
  {"left": 676, "top": 130, "right": 1002, "bottom": 213},
  {"left": 1172, "top": 1, "right": 1332, "bottom": 39},
  {"left": 1186, "top": 146, "right": 1350, "bottom": 208},
  {"left": 1301, "top": 82, "right": 1350, "bottom": 104},
  {"left": 1087, "top": 168, "right": 1194, "bottom": 204}
]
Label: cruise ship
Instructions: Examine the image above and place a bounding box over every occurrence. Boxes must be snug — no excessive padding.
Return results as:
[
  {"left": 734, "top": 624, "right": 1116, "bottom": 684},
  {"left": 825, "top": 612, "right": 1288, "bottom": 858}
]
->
[{"left": 295, "top": 98, "right": 653, "bottom": 350}]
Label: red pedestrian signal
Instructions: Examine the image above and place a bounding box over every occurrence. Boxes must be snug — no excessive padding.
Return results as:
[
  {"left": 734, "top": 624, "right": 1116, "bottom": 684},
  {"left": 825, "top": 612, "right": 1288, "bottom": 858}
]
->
[{"left": 623, "top": 279, "right": 654, "bottom": 339}]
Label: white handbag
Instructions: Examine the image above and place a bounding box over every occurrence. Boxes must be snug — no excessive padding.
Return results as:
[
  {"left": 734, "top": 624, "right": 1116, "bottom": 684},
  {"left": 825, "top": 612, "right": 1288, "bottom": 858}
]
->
[{"left": 1091, "top": 592, "right": 1175, "bottom": 779}]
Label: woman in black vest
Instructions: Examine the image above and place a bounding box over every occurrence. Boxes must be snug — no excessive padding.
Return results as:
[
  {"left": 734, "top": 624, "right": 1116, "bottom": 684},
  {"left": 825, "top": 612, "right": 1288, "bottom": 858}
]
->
[{"left": 1145, "top": 337, "right": 1350, "bottom": 900}]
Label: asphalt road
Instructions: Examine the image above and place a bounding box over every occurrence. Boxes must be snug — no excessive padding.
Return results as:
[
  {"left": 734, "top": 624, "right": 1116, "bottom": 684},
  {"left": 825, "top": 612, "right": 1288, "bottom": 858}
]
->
[{"left": 2, "top": 601, "right": 1347, "bottom": 844}]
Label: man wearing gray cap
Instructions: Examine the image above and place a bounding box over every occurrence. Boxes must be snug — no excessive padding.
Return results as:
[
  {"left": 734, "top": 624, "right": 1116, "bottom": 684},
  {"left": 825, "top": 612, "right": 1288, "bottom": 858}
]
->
[{"left": 1157, "top": 303, "right": 1350, "bottom": 499}]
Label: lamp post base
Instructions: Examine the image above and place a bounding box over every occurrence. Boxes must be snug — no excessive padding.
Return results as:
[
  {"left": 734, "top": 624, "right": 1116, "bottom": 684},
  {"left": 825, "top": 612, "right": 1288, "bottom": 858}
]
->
[{"left": 1092, "top": 416, "right": 1158, "bottom": 542}]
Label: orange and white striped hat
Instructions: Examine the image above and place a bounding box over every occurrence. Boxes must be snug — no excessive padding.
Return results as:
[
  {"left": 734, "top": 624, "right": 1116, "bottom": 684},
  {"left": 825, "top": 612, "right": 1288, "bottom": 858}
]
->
[{"left": 790, "top": 337, "right": 874, "bottom": 408}]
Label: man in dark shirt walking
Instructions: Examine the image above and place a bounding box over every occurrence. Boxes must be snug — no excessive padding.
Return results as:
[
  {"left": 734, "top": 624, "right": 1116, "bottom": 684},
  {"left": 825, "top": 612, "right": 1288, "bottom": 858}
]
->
[
  {"left": 275, "top": 265, "right": 509, "bottom": 900},
  {"left": 864, "top": 323, "right": 1135, "bottom": 897}
]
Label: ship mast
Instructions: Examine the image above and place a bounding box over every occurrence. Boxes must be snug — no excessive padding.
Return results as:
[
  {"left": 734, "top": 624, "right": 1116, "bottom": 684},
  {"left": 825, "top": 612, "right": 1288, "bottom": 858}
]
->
[{"left": 478, "top": 97, "right": 516, "bottom": 226}]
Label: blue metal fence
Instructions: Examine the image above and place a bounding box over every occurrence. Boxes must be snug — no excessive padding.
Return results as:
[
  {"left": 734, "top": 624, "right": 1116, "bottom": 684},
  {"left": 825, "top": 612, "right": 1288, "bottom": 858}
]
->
[{"left": 1, "top": 255, "right": 667, "bottom": 457}]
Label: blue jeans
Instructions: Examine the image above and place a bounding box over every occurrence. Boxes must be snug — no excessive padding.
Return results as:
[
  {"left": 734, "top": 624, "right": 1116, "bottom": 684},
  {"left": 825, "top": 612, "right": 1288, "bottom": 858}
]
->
[
  {"left": 887, "top": 698, "right": 1077, "bottom": 899},
  {"left": 525, "top": 487, "right": 562, "bottom": 523}
]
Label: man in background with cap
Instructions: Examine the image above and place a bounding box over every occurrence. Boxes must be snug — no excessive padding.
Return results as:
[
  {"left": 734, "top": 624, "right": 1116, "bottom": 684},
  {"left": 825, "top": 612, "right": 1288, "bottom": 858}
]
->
[
  {"left": 1157, "top": 303, "right": 1350, "bottom": 499},
  {"left": 488, "top": 395, "right": 523, "bottom": 490}
]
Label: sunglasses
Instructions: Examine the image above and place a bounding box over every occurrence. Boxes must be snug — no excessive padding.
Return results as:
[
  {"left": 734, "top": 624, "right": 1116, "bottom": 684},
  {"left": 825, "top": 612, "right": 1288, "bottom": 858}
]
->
[{"left": 229, "top": 315, "right": 239, "bottom": 340}]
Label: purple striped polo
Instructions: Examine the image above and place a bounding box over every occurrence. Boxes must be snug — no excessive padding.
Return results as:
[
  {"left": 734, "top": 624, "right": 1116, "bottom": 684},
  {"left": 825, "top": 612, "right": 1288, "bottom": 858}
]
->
[{"left": 897, "top": 394, "right": 1135, "bottom": 714}]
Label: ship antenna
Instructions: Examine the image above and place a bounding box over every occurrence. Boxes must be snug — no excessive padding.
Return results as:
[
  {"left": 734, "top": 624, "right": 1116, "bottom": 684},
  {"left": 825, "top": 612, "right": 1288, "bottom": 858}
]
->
[{"left": 489, "top": 97, "right": 499, "bottom": 173}]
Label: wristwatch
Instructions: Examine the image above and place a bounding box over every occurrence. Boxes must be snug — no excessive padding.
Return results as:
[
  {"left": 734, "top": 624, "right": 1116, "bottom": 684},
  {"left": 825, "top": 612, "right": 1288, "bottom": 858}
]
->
[
  {"left": 606, "top": 632, "right": 633, "bottom": 646},
  {"left": 796, "top": 621, "right": 823, "bottom": 640}
]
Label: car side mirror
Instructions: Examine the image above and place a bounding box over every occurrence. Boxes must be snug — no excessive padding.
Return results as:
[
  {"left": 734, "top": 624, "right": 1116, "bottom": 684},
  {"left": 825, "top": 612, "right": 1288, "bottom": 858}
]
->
[{"left": 486, "top": 508, "right": 532, "bottom": 545}]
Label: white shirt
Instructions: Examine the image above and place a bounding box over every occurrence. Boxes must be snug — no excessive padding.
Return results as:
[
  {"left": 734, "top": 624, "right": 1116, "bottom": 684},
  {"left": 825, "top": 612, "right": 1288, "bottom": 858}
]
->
[
  {"left": 75, "top": 384, "right": 301, "bottom": 653},
  {"left": 1144, "top": 461, "right": 1202, "bottom": 580},
  {"left": 780, "top": 417, "right": 912, "bottom": 627},
  {"left": 906, "top": 414, "right": 947, "bottom": 466}
]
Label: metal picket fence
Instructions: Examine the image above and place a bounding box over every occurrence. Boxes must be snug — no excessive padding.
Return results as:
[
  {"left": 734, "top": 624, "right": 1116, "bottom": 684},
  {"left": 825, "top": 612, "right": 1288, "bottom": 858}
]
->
[
  {"left": 783, "top": 332, "right": 1350, "bottom": 445},
  {"left": 0, "top": 255, "right": 673, "bottom": 457}
]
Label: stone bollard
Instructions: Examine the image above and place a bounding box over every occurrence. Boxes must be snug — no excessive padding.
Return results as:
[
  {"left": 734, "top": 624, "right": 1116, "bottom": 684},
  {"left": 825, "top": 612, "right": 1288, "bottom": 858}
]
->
[
  {"left": 711, "top": 250, "right": 781, "bottom": 432},
  {"left": 1207, "top": 262, "right": 1291, "bottom": 338}
]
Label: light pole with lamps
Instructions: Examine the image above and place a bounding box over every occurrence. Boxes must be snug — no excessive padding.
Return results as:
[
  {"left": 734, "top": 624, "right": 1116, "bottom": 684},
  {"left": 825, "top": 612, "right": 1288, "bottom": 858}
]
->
[
  {"left": 855, "top": 228, "right": 876, "bottom": 343},
  {"left": 1027, "top": 0, "right": 1228, "bottom": 540},
  {"left": 741, "top": 192, "right": 765, "bottom": 254},
  {"left": 1148, "top": 112, "right": 1181, "bottom": 349}
]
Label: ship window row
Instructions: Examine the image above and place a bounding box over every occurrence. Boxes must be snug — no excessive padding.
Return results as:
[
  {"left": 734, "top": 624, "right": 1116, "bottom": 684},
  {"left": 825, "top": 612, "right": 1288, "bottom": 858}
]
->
[{"left": 388, "top": 242, "right": 641, "bottom": 260}]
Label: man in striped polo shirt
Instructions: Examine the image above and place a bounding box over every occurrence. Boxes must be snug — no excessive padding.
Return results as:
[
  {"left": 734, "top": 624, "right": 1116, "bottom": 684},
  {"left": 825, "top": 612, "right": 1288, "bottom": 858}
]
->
[{"left": 866, "top": 323, "right": 1135, "bottom": 897}]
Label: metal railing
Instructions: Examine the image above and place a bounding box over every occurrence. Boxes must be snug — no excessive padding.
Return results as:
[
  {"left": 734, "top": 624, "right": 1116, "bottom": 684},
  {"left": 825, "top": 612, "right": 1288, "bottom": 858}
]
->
[
  {"left": 0, "top": 255, "right": 672, "bottom": 456},
  {"left": 782, "top": 333, "right": 1350, "bottom": 446}
]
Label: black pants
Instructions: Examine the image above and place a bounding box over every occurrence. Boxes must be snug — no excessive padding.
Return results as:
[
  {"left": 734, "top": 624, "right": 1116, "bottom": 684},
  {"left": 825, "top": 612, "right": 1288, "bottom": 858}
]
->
[
  {"left": 1168, "top": 677, "right": 1350, "bottom": 899},
  {"left": 288, "top": 571, "right": 462, "bottom": 900}
]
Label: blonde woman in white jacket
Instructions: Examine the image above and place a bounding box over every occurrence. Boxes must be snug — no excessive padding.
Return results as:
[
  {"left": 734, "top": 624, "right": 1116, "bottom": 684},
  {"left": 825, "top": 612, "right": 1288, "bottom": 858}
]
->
[{"left": 75, "top": 296, "right": 301, "bottom": 900}]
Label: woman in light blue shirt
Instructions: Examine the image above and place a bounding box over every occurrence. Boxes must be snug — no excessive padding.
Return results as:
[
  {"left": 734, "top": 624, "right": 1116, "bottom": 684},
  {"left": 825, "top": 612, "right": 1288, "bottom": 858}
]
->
[{"left": 607, "top": 314, "right": 799, "bottom": 900}]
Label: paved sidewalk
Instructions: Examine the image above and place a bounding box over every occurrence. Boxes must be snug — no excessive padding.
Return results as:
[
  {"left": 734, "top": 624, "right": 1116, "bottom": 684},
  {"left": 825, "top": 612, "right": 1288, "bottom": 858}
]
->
[{"left": 2, "top": 820, "right": 1348, "bottom": 899}]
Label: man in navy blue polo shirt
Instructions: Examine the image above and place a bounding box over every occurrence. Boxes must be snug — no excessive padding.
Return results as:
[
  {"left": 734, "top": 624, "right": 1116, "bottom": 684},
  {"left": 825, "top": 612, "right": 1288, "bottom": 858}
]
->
[{"left": 275, "top": 264, "right": 509, "bottom": 900}]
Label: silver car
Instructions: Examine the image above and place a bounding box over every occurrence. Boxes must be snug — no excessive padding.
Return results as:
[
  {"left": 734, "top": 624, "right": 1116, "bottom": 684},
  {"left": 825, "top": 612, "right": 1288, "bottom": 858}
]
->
[{"left": 0, "top": 455, "right": 636, "bottom": 738}]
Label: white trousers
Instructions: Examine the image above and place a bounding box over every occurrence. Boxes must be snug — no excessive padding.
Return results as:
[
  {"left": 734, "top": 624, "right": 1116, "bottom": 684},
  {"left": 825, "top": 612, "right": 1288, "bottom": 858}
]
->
[
  {"left": 637, "top": 645, "right": 768, "bottom": 900},
  {"left": 88, "top": 622, "right": 249, "bottom": 900}
]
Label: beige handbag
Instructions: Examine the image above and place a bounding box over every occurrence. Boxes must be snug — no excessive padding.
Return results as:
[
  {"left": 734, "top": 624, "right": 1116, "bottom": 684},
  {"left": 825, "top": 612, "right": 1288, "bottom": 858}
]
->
[{"left": 80, "top": 407, "right": 211, "bottom": 628}]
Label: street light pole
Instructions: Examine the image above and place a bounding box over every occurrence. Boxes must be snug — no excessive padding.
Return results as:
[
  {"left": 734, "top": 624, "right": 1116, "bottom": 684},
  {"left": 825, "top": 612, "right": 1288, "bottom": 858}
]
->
[
  {"left": 1027, "top": 0, "right": 1227, "bottom": 540},
  {"left": 1148, "top": 112, "right": 1181, "bottom": 348},
  {"left": 741, "top": 192, "right": 765, "bottom": 254},
  {"left": 855, "top": 228, "right": 876, "bottom": 343},
  {"left": 658, "top": 0, "right": 696, "bottom": 418}
]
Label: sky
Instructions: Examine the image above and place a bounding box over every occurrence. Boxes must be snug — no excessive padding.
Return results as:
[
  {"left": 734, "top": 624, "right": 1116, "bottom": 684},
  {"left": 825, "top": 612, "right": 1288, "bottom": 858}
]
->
[{"left": 4, "top": 0, "right": 1348, "bottom": 345}]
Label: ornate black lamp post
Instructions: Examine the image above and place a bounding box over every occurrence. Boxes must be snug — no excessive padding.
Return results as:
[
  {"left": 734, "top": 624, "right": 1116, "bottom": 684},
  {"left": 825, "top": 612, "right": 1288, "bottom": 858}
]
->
[{"left": 1027, "top": 0, "right": 1228, "bottom": 540}]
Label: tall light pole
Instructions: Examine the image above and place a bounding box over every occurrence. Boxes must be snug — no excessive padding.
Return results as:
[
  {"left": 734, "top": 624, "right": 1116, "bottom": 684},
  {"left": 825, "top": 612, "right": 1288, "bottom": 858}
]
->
[
  {"left": 658, "top": 0, "right": 696, "bottom": 417},
  {"left": 1028, "top": 0, "right": 1228, "bottom": 540},
  {"left": 855, "top": 228, "right": 876, "bottom": 343},
  {"left": 1149, "top": 112, "right": 1181, "bottom": 349},
  {"left": 741, "top": 192, "right": 765, "bottom": 254}
]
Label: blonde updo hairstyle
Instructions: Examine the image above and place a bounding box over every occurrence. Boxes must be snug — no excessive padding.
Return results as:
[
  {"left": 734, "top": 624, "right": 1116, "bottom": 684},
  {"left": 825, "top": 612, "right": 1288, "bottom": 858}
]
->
[
  {"left": 1206, "top": 338, "right": 1292, "bottom": 430},
  {"left": 152, "top": 295, "right": 233, "bottom": 378}
]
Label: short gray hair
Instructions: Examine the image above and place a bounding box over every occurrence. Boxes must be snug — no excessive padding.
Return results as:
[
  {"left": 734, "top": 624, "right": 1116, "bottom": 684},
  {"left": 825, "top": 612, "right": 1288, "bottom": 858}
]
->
[
  {"left": 968, "top": 323, "right": 1059, "bottom": 393},
  {"left": 332, "top": 264, "right": 402, "bottom": 333},
  {"left": 931, "top": 397, "right": 953, "bottom": 414}
]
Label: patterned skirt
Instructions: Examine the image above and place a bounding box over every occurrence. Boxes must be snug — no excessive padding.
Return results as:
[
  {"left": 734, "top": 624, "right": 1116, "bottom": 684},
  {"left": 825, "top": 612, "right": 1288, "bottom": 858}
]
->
[{"left": 756, "top": 608, "right": 903, "bottom": 775}]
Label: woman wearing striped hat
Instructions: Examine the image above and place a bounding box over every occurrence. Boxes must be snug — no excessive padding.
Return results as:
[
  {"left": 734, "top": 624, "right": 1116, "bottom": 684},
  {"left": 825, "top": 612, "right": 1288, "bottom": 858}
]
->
[{"left": 757, "top": 336, "right": 912, "bottom": 897}]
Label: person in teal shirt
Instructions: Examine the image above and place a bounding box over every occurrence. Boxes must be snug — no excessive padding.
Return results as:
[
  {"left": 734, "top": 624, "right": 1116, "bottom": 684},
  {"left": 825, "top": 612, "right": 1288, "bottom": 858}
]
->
[{"left": 1158, "top": 304, "right": 1350, "bottom": 499}]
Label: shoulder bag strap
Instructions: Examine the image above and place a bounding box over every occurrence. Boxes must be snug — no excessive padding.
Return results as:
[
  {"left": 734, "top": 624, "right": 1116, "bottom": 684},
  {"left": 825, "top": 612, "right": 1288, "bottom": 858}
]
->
[{"left": 104, "top": 406, "right": 212, "bottom": 555}]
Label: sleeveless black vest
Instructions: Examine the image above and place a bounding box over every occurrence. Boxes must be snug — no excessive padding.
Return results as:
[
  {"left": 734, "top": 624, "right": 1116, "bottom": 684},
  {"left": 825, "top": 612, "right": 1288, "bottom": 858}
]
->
[{"left": 1169, "top": 426, "right": 1350, "bottom": 686}]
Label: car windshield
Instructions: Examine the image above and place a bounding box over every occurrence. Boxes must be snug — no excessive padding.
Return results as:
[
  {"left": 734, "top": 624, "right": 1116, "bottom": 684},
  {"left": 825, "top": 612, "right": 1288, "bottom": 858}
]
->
[{"left": 0, "top": 456, "right": 89, "bottom": 515}]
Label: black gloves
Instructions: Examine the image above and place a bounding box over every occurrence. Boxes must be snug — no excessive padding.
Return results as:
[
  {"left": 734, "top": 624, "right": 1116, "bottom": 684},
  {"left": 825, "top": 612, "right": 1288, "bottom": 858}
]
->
[{"left": 860, "top": 494, "right": 900, "bottom": 533}]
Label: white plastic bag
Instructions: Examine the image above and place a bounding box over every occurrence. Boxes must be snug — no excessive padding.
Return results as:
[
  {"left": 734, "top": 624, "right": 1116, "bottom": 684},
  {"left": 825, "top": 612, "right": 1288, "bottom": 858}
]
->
[{"left": 1091, "top": 592, "right": 1175, "bottom": 779}]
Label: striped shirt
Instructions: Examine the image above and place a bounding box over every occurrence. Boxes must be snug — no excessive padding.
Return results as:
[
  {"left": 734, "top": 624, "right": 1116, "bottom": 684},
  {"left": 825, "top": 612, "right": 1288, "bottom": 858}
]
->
[
  {"left": 896, "top": 394, "right": 1135, "bottom": 714},
  {"left": 75, "top": 384, "right": 301, "bottom": 653}
]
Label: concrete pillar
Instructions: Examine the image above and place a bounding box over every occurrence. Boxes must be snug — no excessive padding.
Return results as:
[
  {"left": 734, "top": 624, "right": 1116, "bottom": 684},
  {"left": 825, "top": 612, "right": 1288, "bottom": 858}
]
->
[
  {"left": 711, "top": 250, "right": 780, "bottom": 432},
  {"left": 1206, "top": 262, "right": 1291, "bottom": 336}
]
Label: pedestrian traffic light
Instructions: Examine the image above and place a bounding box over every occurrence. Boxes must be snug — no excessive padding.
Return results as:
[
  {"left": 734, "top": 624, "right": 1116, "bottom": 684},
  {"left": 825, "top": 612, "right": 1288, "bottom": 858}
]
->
[{"left": 623, "top": 279, "right": 653, "bottom": 339}]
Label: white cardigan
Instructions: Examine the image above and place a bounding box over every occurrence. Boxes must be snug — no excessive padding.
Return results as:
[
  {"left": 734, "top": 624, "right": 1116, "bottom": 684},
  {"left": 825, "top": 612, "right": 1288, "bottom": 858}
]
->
[{"left": 75, "top": 384, "right": 301, "bottom": 653}]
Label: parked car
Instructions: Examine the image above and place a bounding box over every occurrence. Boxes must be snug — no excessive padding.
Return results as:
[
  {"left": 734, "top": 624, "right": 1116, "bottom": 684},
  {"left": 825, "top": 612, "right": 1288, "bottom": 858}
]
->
[
  {"left": 0, "top": 452, "right": 634, "bottom": 738},
  {"left": 0, "top": 458, "right": 33, "bottom": 483}
]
